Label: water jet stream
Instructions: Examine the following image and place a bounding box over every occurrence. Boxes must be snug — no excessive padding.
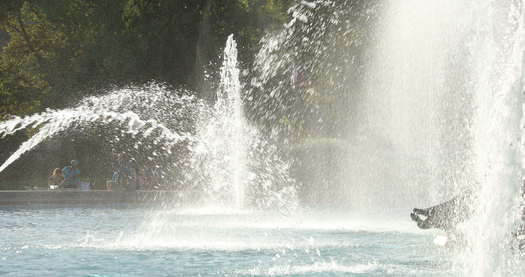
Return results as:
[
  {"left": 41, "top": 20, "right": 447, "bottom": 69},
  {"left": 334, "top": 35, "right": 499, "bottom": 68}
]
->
[{"left": 369, "top": 1, "right": 524, "bottom": 276}]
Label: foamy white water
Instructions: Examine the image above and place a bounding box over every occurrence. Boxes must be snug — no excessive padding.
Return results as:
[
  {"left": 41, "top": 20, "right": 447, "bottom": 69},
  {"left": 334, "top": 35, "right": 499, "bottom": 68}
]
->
[
  {"left": 214, "top": 34, "right": 249, "bottom": 208},
  {"left": 366, "top": 1, "right": 525, "bottom": 276},
  {"left": 0, "top": 108, "right": 186, "bottom": 173},
  {"left": 190, "top": 35, "right": 297, "bottom": 210},
  {"left": 464, "top": 1, "right": 524, "bottom": 276}
]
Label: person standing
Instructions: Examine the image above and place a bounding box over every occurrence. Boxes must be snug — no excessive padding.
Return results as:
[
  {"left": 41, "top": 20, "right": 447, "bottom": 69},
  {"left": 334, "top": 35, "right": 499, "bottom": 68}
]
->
[{"left": 62, "top": 160, "right": 81, "bottom": 189}]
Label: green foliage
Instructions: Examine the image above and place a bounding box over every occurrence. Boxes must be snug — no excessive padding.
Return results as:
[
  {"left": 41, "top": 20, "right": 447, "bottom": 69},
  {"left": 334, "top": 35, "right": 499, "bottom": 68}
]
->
[{"left": 0, "top": 0, "right": 292, "bottom": 118}]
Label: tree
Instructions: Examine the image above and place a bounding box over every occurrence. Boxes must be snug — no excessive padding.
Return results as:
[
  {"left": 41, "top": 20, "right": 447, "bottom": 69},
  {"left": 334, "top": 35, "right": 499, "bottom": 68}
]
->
[{"left": 0, "top": 0, "right": 292, "bottom": 118}]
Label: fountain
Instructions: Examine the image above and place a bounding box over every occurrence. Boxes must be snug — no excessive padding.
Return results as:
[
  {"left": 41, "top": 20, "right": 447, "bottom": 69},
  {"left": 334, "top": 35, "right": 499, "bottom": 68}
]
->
[
  {"left": 219, "top": 35, "right": 247, "bottom": 209},
  {"left": 0, "top": 35, "right": 297, "bottom": 209},
  {"left": 2, "top": 1, "right": 525, "bottom": 276},
  {"left": 0, "top": 84, "right": 206, "bottom": 188},
  {"left": 249, "top": 0, "right": 525, "bottom": 275},
  {"left": 193, "top": 34, "right": 250, "bottom": 209},
  {"left": 363, "top": 0, "right": 524, "bottom": 275},
  {"left": 186, "top": 34, "right": 298, "bottom": 211},
  {"left": 463, "top": 1, "right": 524, "bottom": 275}
]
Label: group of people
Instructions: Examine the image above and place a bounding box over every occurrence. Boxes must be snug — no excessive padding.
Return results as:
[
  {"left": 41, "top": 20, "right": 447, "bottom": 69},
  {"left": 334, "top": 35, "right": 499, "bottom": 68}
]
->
[
  {"left": 47, "top": 160, "right": 81, "bottom": 189},
  {"left": 47, "top": 157, "right": 140, "bottom": 190}
]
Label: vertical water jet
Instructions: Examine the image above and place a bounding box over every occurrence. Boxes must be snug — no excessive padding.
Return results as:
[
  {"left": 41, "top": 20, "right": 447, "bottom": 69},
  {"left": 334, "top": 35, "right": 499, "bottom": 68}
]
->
[
  {"left": 217, "top": 34, "right": 247, "bottom": 209},
  {"left": 195, "top": 34, "right": 250, "bottom": 209},
  {"left": 464, "top": 1, "right": 524, "bottom": 276},
  {"left": 366, "top": 0, "right": 524, "bottom": 275}
]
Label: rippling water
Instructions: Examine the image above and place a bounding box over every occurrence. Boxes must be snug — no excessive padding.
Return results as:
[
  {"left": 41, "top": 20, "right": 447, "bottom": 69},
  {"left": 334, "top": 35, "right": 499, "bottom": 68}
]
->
[{"left": 1, "top": 205, "right": 522, "bottom": 277}]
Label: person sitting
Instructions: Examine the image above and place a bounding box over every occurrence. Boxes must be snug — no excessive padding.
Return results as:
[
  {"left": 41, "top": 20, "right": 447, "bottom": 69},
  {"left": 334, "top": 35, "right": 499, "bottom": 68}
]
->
[
  {"left": 116, "top": 158, "right": 138, "bottom": 191},
  {"left": 47, "top": 168, "right": 64, "bottom": 189},
  {"left": 62, "top": 160, "right": 81, "bottom": 189}
]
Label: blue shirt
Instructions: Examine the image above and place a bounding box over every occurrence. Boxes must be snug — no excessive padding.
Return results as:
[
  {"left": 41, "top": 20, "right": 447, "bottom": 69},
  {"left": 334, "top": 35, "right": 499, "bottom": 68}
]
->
[{"left": 62, "top": 166, "right": 80, "bottom": 186}]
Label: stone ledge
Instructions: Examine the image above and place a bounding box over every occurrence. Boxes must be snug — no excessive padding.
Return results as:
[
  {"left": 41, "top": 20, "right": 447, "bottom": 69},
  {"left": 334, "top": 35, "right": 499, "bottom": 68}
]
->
[{"left": 0, "top": 190, "right": 179, "bottom": 205}]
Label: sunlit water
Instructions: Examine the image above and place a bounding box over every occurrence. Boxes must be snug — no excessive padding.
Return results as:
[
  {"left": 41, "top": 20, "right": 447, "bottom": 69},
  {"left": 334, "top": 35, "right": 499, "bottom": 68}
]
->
[
  {"left": 3, "top": 205, "right": 524, "bottom": 277},
  {"left": 1, "top": 1, "right": 525, "bottom": 276}
]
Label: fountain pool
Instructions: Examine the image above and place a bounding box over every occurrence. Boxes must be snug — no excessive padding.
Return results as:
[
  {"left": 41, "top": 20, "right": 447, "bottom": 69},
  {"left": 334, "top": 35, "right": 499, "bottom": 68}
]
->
[{"left": 2, "top": 205, "right": 505, "bottom": 277}]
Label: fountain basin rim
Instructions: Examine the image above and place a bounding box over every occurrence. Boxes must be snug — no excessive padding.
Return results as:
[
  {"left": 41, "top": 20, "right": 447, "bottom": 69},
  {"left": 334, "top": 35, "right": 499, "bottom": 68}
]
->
[{"left": 0, "top": 190, "right": 179, "bottom": 206}]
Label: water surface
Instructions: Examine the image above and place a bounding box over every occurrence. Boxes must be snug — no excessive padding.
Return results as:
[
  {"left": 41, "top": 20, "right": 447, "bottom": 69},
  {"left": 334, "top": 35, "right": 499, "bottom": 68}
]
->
[{"left": 1, "top": 205, "right": 476, "bottom": 276}]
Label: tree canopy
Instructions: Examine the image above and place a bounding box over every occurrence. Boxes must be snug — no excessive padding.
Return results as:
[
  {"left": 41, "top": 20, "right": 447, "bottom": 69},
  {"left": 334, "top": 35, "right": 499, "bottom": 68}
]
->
[{"left": 0, "top": 0, "right": 292, "bottom": 118}]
